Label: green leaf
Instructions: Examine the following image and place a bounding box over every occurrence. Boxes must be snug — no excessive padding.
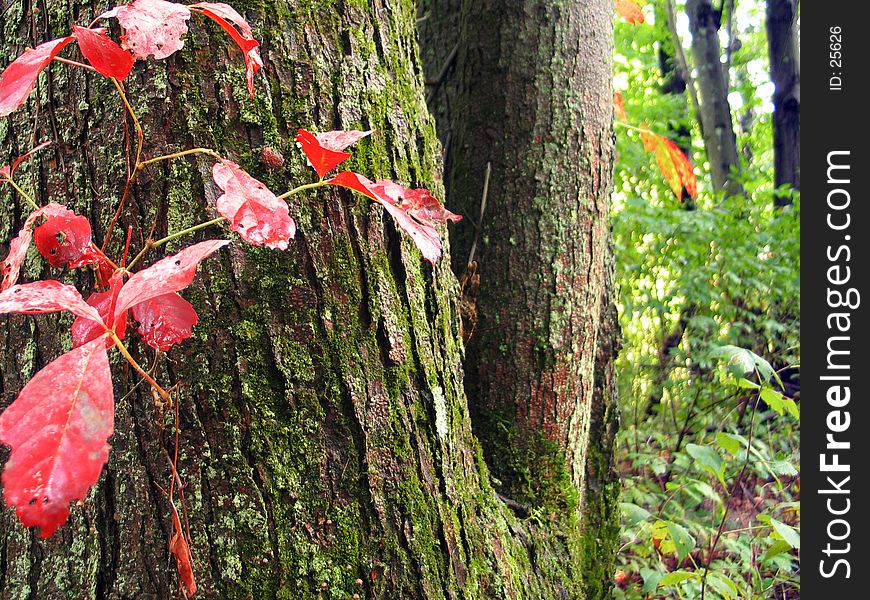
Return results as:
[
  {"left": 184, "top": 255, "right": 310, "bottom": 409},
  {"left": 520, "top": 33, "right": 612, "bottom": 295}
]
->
[
  {"left": 666, "top": 521, "right": 695, "bottom": 562},
  {"left": 621, "top": 502, "right": 652, "bottom": 527},
  {"left": 640, "top": 568, "right": 663, "bottom": 594},
  {"left": 762, "top": 539, "right": 793, "bottom": 563},
  {"left": 658, "top": 570, "right": 699, "bottom": 587},
  {"left": 770, "top": 518, "right": 800, "bottom": 549},
  {"left": 760, "top": 387, "right": 786, "bottom": 415},
  {"left": 738, "top": 377, "right": 760, "bottom": 389},
  {"left": 686, "top": 443, "right": 725, "bottom": 484},
  {"left": 712, "top": 345, "right": 783, "bottom": 388},
  {"left": 716, "top": 432, "right": 741, "bottom": 456},
  {"left": 706, "top": 572, "right": 739, "bottom": 599}
]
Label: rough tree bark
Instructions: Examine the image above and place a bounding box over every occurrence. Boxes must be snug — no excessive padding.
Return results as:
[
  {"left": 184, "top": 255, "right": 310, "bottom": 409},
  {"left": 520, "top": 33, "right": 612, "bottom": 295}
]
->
[
  {"left": 419, "top": 1, "right": 620, "bottom": 597},
  {"left": 686, "top": 0, "right": 743, "bottom": 197},
  {"left": 0, "top": 0, "right": 616, "bottom": 598},
  {"left": 766, "top": 0, "right": 800, "bottom": 206}
]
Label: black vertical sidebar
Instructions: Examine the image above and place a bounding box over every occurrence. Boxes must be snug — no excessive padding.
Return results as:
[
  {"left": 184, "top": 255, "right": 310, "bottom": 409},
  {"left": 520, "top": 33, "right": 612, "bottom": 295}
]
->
[{"left": 803, "top": 2, "right": 867, "bottom": 596}]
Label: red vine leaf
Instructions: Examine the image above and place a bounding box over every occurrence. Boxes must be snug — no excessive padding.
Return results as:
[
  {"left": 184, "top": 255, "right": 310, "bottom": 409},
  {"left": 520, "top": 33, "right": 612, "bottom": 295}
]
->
[
  {"left": 615, "top": 0, "right": 646, "bottom": 24},
  {"left": 71, "top": 275, "right": 127, "bottom": 348},
  {"left": 1, "top": 204, "right": 53, "bottom": 291},
  {"left": 131, "top": 292, "right": 198, "bottom": 351},
  {"left": 0, "top": 37, "right": 75, "bottom": 117},
  {"left": 0, "top": 280, "right": 105, "bottom": 322},
  {"left": 295, "top": 128, "right": 372, "bottom": 178},
  {"left": 33, "top": 205, "right": 103, "bottom": 268},
  {"left": 169, "top": 502, "right": 197, "bottom": 596},
  {"left": 328, "top": 171, "right": 457, "bottom": 264},
  {"left": 114, "top": 239, "right": 228, "bottom": 318},
  {"left": 189, "top": 2, "right": 263, "bottom": 97},
  {"left": 212, "top": 159, "right": 295, "bottom": 250},
  {"left": 104, "top": 0, "right": 192, "bottom": 61},
  {"left": 640, "top": 127, "right": 697, "bottom": 200},
  {"left": 0, "top": 337, "right": 113, "bottom": 538},
  {"left": 72, "top": 26, "right": 135, "bottom": 80}
]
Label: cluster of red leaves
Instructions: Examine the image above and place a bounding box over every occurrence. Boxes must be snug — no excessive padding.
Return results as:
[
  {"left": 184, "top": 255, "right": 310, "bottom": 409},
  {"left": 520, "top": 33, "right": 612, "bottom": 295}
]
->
[
  {"left": 613, "top": 92, "right": 697, "bottom": 201},
  {"left": 295, "top": 128, "right": 461, "bottom": 263},
  {"left": 0, "top": 0, "right": 262, "bottom": 117},
  {"left": 0, "top": 201, "right": 226, "bottom": 537}
]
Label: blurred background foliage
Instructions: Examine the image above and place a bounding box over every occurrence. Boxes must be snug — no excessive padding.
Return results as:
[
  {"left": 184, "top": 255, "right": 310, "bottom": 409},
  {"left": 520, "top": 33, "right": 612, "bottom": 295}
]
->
[{"left": 611, "top": 1, "right": 800, "bottom": 598}]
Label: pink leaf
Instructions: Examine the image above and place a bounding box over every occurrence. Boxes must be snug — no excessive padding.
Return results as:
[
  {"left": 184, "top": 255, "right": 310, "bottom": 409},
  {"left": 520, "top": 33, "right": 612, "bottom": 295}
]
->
[
  {"left": 33, "top": 205, "right": 102, "bottom": 268},
  {"left": 2, "top": 206, "right": 48, "bottom": 291},
  {"left": 114, "top": 239, "right": 228, "bottom": 318},
  {"left": 132, "top": 292, "right": 198, "bottom": 351},
  {"left": 72, "top": 27, "right": 135, "bottom": 80},
  {"left": 0, "top": 37, "right": 75, "bottom": 117},
  {"left": 0, "top": 337, "right": 113, "bottom": 538},
  {"left": 0, "top": 280, "right": 105, "bottom": 322},
  {"left": 110, "top": 0, "right": 192, "bottom": 60},
  {"left": 328, "top": 172, "right": 446, "bottom": 264},
  {"left": 189, "top": 2, "right": 263, "bottom": 97},
  {"left": 212, "top": 159, "right": 295, "bottom": 250},
  {"left": 294, "top": 129, "right": 352, "bottom": 178},
  {"left": 71, "top": 275, "right": 127, "bottom": 348},
  {"left": 315, "top": 130, "right": 373, "bottom": 152}
]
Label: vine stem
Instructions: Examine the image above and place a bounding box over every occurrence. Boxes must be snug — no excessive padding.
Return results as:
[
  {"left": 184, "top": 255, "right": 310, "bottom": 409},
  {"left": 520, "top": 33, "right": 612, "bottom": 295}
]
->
[
  {"left": 614, "top": 119, "right": 660, "bottom": 138},
  {"left": 52, "top": 56, "right": 98, "bottom": 73},
  {"left": 102, "top": 79, "right": 145, "bottom": 251},
  {"left": 3, "top": 178, "right": 40, "bottom": 210},
  {"left": 126, "top": 217, "right": 226, "bottom": 271},
  {"left": 138, "top": 147, "right": 222, "bottom": 169},
  {"left": 278, "top": 179, "right": 327, "bottom": 199},
  {"left": 111, "top": 333, "right": 170, "bottom": 401}
]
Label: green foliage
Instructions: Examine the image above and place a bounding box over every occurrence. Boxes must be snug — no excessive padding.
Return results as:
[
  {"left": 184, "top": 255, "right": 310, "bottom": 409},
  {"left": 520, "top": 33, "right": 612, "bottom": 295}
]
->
[{"left": 611, "top": 3, "right": 799, "bottom": 598}]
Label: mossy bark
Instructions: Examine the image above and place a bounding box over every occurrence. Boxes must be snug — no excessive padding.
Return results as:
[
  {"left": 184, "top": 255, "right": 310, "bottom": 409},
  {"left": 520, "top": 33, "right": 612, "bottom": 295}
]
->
[
  {"left": 419, "top": 1, "right": 620, "bottom": 597},
  {"left": 1, "top": 0, "right": 614, "bottom": 598}
]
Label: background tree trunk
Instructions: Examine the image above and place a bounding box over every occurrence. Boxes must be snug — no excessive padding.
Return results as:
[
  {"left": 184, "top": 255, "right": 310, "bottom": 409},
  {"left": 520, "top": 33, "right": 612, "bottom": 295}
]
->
[
  {"left": 420, "top": 1, "right": 620, "bottom": 595},
  {"left": 686, "top": 0, "right": 743, "bottom": 197},
  {"left": 766, "top": 0, "right": 800, "bottom": 206},
  {"left": 0, "top": 0, "right": 617, "bottom": 598}
]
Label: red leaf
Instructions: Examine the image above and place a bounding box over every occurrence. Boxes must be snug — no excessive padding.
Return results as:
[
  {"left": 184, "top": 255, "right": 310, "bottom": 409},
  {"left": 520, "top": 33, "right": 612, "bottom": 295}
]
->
[
  {"left": 0, "top": 337, "right": 113, "bottom": 538},
  {"left": 131, "top": 293, "right": 198, "bottom": 351},
  {"left": 33, "top": 205, "right": 102, "bottom": 268},
  {"left": 0, "top": 280, "right": 105, "bottom": 323},
  {"left": 640, "top": 127, "right": 697, "bottom": 200},
  {"left": 113, "top": 239, "right": 228, "bottom": 319},
  {"left": 0, "top": 37, "right": 75, "bottom": 117},
  {"left": 328, "top": 172, "right": 447, "bottom": 264},
  {"left": 613, "top": 92, "right": 627, "bottom": 121},
  {"left": 2, "top": 205, "right": 48, "bottom": 291},
  {"left": 189, "top": 2, "right": 263, "bottom": 98},
  {"left": 615, "top": 0, "right": 646, "bottom": 24},
  {"left": 73, "top": 27, "right": 135, "bottom": 80},
  {"left": 104, "top": 0, "right": 192, "bottom": 60},
  {"left": 212, "top": 159, "right": 295, "bottom": 249},
  {"left": 71, "top": 275, "right": 127, "bottom": 348},
  {"left": 295, "top": 128, "right": 373, "bottom": 178},
  {"left": 169, "top": 502, "right": 197, "bottom": 596}
]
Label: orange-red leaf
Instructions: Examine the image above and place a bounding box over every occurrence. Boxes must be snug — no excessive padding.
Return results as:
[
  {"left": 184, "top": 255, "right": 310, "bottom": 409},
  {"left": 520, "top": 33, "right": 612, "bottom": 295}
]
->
[
  {"left": 614, "top": 92, "right": 627, "bottom": 121},
  {"left": 0, "top": 337, "right": 113, "bottom": 538},
  {"left": 189, "top": 2, "right": 263, "bottom": 98},
  {"left": 132, "top": 292, "right": 198, "bottom": 351},
  {"left": 0, "top": 37, "right": 75, "bottom": 117},
  {"left": 71, "top": 274, "right": 127, "bottom": 349},
  {"left": 212, "top": 159, "right": 295, "bottom": 249},
  {"left": 73, "top": 27, "right": 135, "bottom": 80},
  {"left": 295, "top": 128, "right": 372, "bottom": 178},
  {"left": 640, "top": 127, "right": 697, "bottom": 200},
  {"left": 33, "top": 205, "right": 102, "bottom": 268},
  {"left": 169, "top": 502, "right": 197, "bottom": 596},
  {"left": 615, "top": 0, "right": 646, "bottom": 24}
]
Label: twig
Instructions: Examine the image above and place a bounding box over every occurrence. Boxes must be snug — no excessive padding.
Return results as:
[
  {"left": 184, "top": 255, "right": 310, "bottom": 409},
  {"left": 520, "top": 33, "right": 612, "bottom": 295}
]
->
[
  {"left": 426, "top": 42, "right": 459, "bottom": 104},
  {"left": 466, "top": 161, "right": 490, "bottom": 266}
]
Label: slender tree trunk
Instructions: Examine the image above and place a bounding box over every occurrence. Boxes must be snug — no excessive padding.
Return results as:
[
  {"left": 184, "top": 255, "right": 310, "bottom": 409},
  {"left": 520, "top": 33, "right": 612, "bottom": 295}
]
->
[
  {"left": 686, "top": 0, "right": 743, "bottom": 197},
  {"left": 420, "top": 1, "right": 620, "bottom": 595},
  {"left": 766, "top": 0, "right": 800, "bottom": 206},
  {"left": 0, "top": 0, "right": 618, "bottom": 598}
]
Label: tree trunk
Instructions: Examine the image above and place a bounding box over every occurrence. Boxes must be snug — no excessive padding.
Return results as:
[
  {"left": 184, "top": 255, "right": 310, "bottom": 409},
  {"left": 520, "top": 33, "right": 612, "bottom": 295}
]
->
[
  {"left": 766, "top": 0, "right": 800, "bottom": 206},
  {"left": 686, "top": 0, "right": 743, "bottom": 197},
  {"left": 420, "top": 1, "right": 620, "bottom": 595},
  {"left": 0, "top": 0, "right": 615, "bottom": 598}
]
